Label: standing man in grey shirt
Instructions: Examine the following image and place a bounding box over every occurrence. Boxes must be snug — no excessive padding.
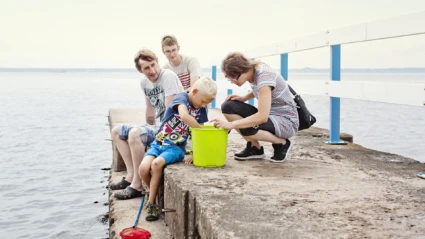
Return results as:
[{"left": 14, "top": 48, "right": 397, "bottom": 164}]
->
[
  {"left": 110, "top": 49, "right": 184, "bottom": 200},
  {"left": 161, "top": 35, "right": 202, "bottom": 91}
]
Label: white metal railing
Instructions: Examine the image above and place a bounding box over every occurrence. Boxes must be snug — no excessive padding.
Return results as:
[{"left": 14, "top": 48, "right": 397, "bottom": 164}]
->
[{"left": 210, "top": 10, "right": 425, "bottom": 144}]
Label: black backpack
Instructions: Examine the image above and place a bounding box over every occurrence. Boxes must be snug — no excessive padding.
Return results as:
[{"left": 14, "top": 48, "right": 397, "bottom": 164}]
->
[{"left": 288, "top": 85, "right": 317, "bottom": 131}]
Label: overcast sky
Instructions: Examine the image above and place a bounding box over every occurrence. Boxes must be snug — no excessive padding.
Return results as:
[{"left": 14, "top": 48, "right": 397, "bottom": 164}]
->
[{"left": 1, "top": 0, "right": 424, "bottom": 69}]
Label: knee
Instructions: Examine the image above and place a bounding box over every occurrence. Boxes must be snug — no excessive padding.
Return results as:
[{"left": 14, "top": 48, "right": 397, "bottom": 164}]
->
[
  {"left": 221, "top": 100, "right": 235, "bottom": 114},
  {"left": 139, "top": 161, "right": 150, "bottom": 176},
  {"left": 128, "top": 128, "right": 141, "bottom": 144},
  {"left": 111, "top": 126, "right": 119, "bottom": 138},
  {"left": 151, "top": 159, "right": 164, "bottom": 172}
]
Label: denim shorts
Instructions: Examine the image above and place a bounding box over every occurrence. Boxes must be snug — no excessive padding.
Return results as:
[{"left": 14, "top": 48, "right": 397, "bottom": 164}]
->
[
  {"left": 117, "top": 124, "right": 159, "bottom": 146},
  {"left": 145, "top": 142, "right": 185, "bottom": 165}
]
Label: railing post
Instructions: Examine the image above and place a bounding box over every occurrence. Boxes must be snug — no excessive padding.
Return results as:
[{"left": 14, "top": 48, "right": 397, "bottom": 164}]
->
[
  {"left": 211, "top": 65, "right": 217, "bottom": 109},
  {"left": 280, "top": 53, "right": 288, "bottom": 81},
  {"left": 248, "top": 90, "right": 254, "bottom": 105},
  {"left": 324, "top": 45, "right": 347, "bottom": 145}
]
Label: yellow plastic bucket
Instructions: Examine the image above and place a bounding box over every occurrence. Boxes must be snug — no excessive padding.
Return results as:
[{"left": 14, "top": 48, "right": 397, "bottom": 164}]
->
[{"left": 190, "top": 125, "right": 228, "bottom": 168}]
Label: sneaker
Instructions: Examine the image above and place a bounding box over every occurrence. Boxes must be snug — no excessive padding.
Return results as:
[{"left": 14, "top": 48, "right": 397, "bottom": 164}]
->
[
  {"left": 268, "top": 139, "right": 293, "bottom": 163},
  {"left": 234, "top": 142, "right": 266, "bottom": 160},
  {"left": 145, "top": 203, "right": 159, "bottom": 221}
]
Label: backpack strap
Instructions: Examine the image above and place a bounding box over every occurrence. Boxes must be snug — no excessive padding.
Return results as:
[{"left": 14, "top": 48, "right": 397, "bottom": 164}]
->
[{"left": 288, "top": 84, "right": 297, "bottom": 96}]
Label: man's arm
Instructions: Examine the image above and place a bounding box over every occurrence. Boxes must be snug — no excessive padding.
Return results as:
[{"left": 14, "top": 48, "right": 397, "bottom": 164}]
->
[
  {"left": 161, "top": 70, "right": 184, "bottom": 107},
  {"left": 145, "top": 97, "right": 156, "bottom": 125},
  {"left": 188, "top": 57, "right": 202, "bottom": 89},
  {"left": 165, "top": 95, "right": 176, "bottom": 108}
]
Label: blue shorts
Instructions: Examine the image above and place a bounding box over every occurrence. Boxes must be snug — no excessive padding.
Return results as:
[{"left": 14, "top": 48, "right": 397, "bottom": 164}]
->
[
  {"left": 117, "top": 124, "right": 159, "bottom": 146},
  {"left": 145, "top": 143, "right": 185, "bottom": 165}
]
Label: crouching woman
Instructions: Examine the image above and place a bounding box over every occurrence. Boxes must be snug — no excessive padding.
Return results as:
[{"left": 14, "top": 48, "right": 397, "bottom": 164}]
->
[{"left": 212, "top": 52, "right": 299, "bottom": 162}]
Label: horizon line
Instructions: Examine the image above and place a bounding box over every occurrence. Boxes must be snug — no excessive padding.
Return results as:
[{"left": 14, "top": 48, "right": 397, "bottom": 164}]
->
[
  {"left": 1, "top": 67, "right": 425, "bottom": 73},
  {"left": 1, "top": 67, "right": 425, "bottom": 70}
]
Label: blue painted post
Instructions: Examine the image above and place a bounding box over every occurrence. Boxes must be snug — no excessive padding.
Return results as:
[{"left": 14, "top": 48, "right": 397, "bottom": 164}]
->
[
  {"left": 211, "top": 65, "right": 217, "bottom": 109},
  {"left": 280, "top": 53, "right": 288, "bottom": 81},
  {"left": 324, "top": 45, "right": 347, "bottom": 145},
  {"left": 248, "top": 57, "right": 257, "bottom": 106},
  {"left": 248, "top": 91, "right": 254, "bottom": 105}
]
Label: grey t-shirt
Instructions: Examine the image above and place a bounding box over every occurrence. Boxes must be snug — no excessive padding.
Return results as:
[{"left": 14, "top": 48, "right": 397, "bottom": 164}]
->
[
  {"left": 251, "top": 63, "right": 299, "bottom": 138},
  {"left": 140, "top": 69, "right": 184, "bottom": 122},
  {"left": 163, "top": 54, "right": 202, "bottom": 90}
]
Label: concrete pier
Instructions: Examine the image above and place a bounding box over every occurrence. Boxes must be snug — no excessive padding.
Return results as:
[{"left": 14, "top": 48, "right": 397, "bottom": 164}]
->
[{"left": 108, "top": 108, "right": 425, "bottom": 239}]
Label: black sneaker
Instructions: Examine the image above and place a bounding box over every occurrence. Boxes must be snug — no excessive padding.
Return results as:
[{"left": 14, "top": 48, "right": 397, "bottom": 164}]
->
[
  {"left": 234, "top": 142, "right": 266, "bottom": 160},
  {"left": 268, "top": 139, "right": 293, "bottom": 163},
  {"left": 145, "top": 203, "right": 159, "bottom": 221}
]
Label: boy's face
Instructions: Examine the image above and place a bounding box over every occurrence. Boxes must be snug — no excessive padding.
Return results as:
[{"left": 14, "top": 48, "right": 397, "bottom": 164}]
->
[
  {"left": 139, "top": 59, "right": 161, "bottom": 82},
  {"left": 191, "top": 89, "right": 214, "bottom": 109},
  {"left": 163, "top": 44, "right": 180, "bottom": 62}
]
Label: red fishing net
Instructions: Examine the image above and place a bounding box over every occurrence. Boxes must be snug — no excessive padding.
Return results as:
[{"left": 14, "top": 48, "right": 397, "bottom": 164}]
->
[{"left": 120, "top": 227, "right": 151, "bottom": 239}]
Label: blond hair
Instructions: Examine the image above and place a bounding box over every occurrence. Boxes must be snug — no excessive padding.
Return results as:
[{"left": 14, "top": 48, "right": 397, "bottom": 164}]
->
[
  {"left": 134, "top": 49, "right": 158, "bottom": 71},
  {"left": 161, "top": 35, "right": 179, "bottom": 49},
  {"left": 192, "top": 76, "right": 217, "bottom": 97},
  {"left": 221, "top": 52, "right": 260, "bottom": 78}
]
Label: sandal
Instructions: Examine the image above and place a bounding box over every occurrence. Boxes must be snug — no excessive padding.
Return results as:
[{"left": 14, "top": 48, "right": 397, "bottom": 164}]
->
[
  {"left": 110, "top": 177, "right": 131, "bottom": 190},
  {"left": 114, "top": 186, "right": 144, "bottom": 200}
]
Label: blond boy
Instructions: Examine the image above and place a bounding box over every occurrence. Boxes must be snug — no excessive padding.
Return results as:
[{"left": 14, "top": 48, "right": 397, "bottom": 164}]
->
[{"left": 139, "top": 77, "right": 217, "bottom": 221}]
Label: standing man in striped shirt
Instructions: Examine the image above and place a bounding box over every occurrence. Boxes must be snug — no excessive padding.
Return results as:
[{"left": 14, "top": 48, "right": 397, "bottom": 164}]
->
[{"left": 161, "top": 35, "right": 202, "bottom": 91}]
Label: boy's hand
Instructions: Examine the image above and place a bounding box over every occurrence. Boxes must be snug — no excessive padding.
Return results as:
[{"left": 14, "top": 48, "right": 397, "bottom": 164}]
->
[{"left": 184, "top": 155, "right": 193, "bottom": 164}]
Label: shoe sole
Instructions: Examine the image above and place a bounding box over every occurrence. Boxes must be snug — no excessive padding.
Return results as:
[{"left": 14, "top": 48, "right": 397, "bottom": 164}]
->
[
  {"left": 266, "top": 141, "right": 293, "bottom": 163},
  {"left": 234, "top": 153, "right": 266, "bottom": 161},
  {"left": 266, "top": 157, "right": 287, "bottom": 163},
  {"left": 145, "top": 216, "right": 159, "bottom": 221}
]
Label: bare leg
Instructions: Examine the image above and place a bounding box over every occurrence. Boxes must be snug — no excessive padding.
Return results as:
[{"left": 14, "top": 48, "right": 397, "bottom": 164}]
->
[
  {"left": 127, "top": 128, "right": 146, "bottom": 191},
  {"left": 111, "top": 126, "right": 133, "bottom": 183},
  {"left": 139, "top": 155, "right": 155, "bottom": 191},
  {"left": 148, "top": 157, "right": 166, "bottom": 205}
]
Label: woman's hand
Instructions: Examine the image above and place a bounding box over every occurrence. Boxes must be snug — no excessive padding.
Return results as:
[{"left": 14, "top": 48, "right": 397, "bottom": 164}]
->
[
  {"left": 210, "top": 119, "right": 234, "bottom": 130},
  {"left": 225, "top": 94, "right": 245, "bottom": 102}
]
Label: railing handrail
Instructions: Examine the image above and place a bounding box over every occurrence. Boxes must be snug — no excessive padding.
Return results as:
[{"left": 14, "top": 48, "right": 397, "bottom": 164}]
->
[{"left": 210, "top": 10, "right": 425, "bottom": 66}]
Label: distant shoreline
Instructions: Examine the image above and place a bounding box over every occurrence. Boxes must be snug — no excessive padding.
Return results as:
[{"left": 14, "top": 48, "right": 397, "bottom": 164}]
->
[{"left": 1, "top": 67, "right": 425, "bottom": 73}]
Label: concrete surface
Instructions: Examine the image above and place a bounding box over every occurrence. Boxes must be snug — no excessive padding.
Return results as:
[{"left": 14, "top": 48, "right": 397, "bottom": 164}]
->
[
  {"left": 108, "top": 172, "right": 172, "bottom": 239},
  {"left": 108, "top": 108, "right": 425, "bottom": 239},
  {"left": 108, "top": 108, "right": 172, "bottom": 239}
]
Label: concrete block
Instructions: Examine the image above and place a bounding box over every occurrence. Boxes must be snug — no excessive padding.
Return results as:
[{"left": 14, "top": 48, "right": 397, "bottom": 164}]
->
[{"left": 164, "top": 172, "right": 189, "bottom": 239}]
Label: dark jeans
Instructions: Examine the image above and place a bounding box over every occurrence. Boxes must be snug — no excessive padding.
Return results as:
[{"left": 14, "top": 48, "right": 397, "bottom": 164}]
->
[{"left": 221, "top": 100, "right": 275, "bottom": 136}]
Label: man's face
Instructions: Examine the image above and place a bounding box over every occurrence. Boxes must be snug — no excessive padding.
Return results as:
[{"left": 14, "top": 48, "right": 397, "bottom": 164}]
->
[
  {"left": 163, "top": 44, "right": 179, "bottom": 62},
  {"left": 139, "top": 59, "right": 161, "bottom": 82}
]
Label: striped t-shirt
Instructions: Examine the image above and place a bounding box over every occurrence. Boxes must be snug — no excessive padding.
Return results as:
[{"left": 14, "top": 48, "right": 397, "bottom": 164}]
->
[
  {"left": 163, "top": 55, "right": 202, "bottom": 90},
  {"left": 251, "top": 63, "right": 299, "bottom": 138}
]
